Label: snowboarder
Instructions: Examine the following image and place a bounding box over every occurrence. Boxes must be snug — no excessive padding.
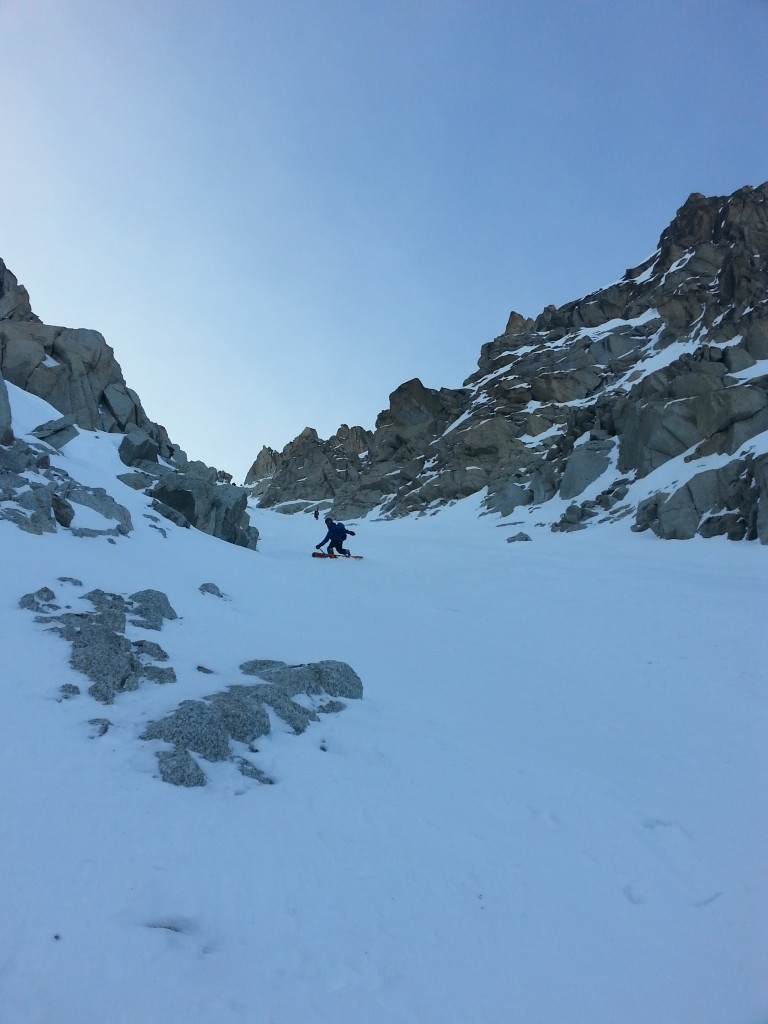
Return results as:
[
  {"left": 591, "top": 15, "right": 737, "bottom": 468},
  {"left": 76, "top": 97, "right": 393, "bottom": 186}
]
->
[
  {"left": 313, "top": 507, "right": 319, "bottom": 520},
  {"left": 316, "top": 516, "right": 355, "bottom": 557}
]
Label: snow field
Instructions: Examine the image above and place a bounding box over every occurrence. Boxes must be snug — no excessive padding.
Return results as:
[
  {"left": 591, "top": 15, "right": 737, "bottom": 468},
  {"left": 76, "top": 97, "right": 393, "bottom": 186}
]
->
[{"left": 0, "top": 388, "right": 766, "bottom": 1023}]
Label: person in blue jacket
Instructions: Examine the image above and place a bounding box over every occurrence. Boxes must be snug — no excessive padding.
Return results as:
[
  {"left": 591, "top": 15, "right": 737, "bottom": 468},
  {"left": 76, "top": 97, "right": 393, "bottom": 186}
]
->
[{"left": 316, "top": 516, "right": 355, "bottom": 557}]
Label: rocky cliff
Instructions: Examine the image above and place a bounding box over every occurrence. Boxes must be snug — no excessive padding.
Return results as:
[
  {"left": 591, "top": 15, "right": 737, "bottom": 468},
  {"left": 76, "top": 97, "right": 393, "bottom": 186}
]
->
[
  {"left": 246, "top": 183, "right": 768, "bottom": 543},
  {"left": 0, "top": 260, "right": 258, "bottom": 549}
]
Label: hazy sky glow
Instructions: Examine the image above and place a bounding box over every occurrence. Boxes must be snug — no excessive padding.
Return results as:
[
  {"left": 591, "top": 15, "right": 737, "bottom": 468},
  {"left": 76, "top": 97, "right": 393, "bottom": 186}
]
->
[{"left": 2, "top": 0, "right": 766, "bottom": 479}]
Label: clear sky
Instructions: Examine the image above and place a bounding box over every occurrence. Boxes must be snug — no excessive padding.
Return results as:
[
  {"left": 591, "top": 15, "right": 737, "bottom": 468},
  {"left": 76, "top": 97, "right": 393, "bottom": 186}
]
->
[{"left": 2, "top": 0, "right": 766, "bottom": 481}]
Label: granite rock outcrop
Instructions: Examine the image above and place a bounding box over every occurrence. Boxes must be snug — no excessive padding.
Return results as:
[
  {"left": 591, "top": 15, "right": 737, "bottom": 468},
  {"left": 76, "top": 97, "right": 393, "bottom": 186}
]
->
[
  {"left": 246, "top": 183, "right": 768, "bottom": 543},
  {"left": 0, "top": 261, "right": 258, "bottom": 549}
]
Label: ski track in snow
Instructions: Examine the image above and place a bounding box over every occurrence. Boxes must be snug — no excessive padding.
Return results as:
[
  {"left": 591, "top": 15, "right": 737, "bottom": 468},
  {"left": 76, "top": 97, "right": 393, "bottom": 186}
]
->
[{"left": 0, "top": 386, "right": 767, "bottom": 1024}]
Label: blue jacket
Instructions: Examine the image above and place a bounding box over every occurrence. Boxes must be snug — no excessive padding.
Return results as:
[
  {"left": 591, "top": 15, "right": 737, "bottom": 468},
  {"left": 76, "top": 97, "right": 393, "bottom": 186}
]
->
[{"left": 319, "top": 521, "right": 347, "bottom": 544}]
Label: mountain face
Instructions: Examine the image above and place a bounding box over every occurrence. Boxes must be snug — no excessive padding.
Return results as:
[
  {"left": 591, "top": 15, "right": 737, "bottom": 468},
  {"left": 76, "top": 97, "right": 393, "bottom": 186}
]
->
[
  {"left": 0, "top": 210, "right": 765, "bottom": 1022},
  {"left": 0, "top": 261, "right": 258, "bottom": 549},
  {"left": 246, "top": 183, "right": 768, "bottom": 543}
]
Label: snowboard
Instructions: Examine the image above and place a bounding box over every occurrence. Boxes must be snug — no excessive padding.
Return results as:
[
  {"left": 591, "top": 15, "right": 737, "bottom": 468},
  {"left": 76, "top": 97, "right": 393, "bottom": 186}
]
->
[{"left": 312, "top": 552, "right": 363, "bottom": 559}]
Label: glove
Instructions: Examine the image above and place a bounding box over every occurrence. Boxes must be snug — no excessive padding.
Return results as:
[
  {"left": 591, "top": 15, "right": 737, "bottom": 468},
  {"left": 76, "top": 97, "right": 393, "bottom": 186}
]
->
[
  {"left": 348, "top": 530, "right": 355, "bottom": 536},
  {"left": 315, "top": 544, "right": 322, "bottom": 550}
]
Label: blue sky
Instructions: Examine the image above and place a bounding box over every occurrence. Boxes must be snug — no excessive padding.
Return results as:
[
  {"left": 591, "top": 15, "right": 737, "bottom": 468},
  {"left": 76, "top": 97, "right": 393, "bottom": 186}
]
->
[{"left": 2, "top": 0, "right": 766, "bottom": 480}]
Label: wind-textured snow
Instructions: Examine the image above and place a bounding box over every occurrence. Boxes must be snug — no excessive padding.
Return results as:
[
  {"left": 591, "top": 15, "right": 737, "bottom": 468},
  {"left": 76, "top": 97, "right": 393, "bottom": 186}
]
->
[{"left": 0, "top": 385, "right": 766, "bottom": 1024}]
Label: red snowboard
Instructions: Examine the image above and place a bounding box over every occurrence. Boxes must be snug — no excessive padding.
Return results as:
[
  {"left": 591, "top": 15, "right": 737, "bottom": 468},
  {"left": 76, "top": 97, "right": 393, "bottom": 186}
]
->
[{"left": 312, "top": 552, "right": 363, "bottom": 559}]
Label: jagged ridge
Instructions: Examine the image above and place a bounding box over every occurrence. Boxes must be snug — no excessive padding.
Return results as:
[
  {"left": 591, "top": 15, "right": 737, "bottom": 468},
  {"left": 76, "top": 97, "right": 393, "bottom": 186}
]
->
[{"left": 246, "top": 184, "right": 768, "bottom": 543}]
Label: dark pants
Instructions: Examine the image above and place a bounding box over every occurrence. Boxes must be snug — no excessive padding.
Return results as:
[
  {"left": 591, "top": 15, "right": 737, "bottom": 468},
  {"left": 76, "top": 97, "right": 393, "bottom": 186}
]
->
[{"left": 328, "top": 539, "right": 349, "bottom": 556}]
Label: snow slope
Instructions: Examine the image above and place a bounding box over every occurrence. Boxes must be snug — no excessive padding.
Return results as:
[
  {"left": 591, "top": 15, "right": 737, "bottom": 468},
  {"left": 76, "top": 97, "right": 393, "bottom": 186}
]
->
[{"left": 1, "top": 386, "right": 766, "bottom": 1024}]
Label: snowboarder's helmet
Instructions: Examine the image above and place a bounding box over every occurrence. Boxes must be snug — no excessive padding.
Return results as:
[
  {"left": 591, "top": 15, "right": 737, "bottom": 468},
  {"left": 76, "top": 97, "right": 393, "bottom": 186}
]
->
[{"left": 325, "top": 517, "right": 333, "bottom": 524}]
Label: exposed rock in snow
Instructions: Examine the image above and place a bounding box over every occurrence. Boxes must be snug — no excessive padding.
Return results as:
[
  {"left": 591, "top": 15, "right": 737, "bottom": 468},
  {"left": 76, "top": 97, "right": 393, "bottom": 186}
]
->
[
  {"left": 0, "top": 261, "right": 258, "bottom": 550},
  {"left": 246, "top": 183, "right": 768, "bottom": 543},
  {"left": 18, "top": 579, "right": 363, "bottom": 786}
]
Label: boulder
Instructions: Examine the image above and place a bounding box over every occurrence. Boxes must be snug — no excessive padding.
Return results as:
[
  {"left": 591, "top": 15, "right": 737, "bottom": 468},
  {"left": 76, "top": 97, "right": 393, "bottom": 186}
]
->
[
  {"left": 51, "top": 492, "right": 75, "bottom": 527},
  {"left": 31, "top": 415, "right": 79, "bottom": 450},
  {"left": 149, "top": 473, "right": 259, "bottom": 550},
  {"left": 128, "top": 589, "right": 178, "bottom": 631},
  {"left": 59, "top": 481, "right": 133, "bottom": 535},
  {"left": 102, "top": 382, "right": 144, "bottom": 431},
  {"left": 119, "top": 427, "right": 160, "bottom": 467}
]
